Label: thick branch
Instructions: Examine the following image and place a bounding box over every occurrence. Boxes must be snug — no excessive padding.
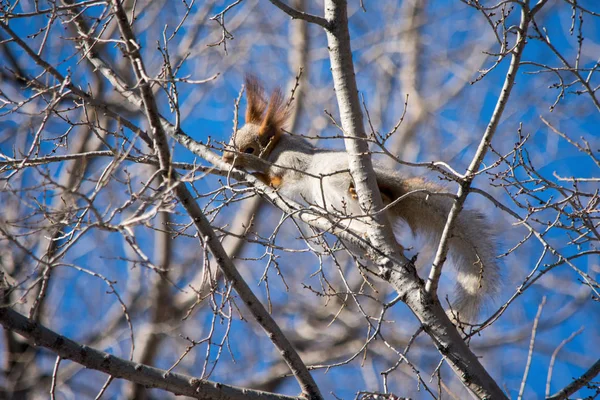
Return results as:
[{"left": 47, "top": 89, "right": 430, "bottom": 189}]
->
[
  {"left": 5, "top": 4, "right": 506, "bottom": 398},
  {"left": 174, "top": 182, "right": 323, "bottom": 400},
  {"left": 0, "top": 305, "right": 299, "bottom": 400},
  {"left": 320, "top": 1, "right": 508, "bottom": 398},
  {"left": 323, "top": 0, "right": 402, "bottom": 270},
  {"left": 110, "top": 0, "right": 172, "bottom": 169},
  {"left": 109, "top": 2, "right": 322, "bottom": 398}
]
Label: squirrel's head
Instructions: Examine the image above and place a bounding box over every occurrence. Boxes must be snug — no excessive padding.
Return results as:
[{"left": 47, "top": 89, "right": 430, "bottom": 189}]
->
[{"left": 223, "top": 75, "right": 289, "bottom": 167}]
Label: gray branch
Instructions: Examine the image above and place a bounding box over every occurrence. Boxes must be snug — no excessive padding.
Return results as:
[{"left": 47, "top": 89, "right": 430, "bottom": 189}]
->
[
  {"left": 424, "top": 1, "right": 531, "bottom": 294},
  {"left": 547, "top": 358, "right": 600, "bottom": 400},
  {"left": 323, "top": 0, "right": 402, "bottom": 274},
  {"left": 0, "top": 305, "right": 299, "bottom": 400},
  {"left": 320, "top": 0, "right": 508, "bottom": 398},
  {"left": 0, "top": 20, "right": 153, "bottom": 146},
  {"left": 267, "top": 0, "right": 328, "bottom": 27},
  {"left": 109, "top": 2, "right": 323, "bottom": 398},
  {"left": 5, "top": 3, "right": 506, "bottom": 397}
]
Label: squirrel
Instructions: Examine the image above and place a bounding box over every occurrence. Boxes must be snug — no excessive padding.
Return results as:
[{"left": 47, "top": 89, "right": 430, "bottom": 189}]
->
[{"left": 222, "top": 76, "right": 500, "bottom": 321}]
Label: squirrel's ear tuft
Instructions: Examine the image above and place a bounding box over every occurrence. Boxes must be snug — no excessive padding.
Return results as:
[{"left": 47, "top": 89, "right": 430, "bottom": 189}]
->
[
  {"left": 245, "top": 74, "right": 267, "bottom": 123},
  {"left": 259, "top": 88, "right": 289, "bottom": 142}
]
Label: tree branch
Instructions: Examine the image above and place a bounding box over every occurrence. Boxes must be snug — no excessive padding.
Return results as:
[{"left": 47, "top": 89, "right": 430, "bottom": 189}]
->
[
  {"left": 424, "top": 3, "right": 531, "bottom": 296},
  {"left": 0, "top": 20, "right": 153, "bottom": 147},
  {"left": 267, "top": 0, "right": 328, "bottom": 27},
  {"left": 323, "top": 0, "right": 401, "bottom": 276},
  {"left": 5, "top": 3, "right": 507, "bottom": 397},
  {"left": 320, "top": 1, "right": 508, "bottom": 398},
  {"left": 0, "top": 305, "right": 299, "bottom": 400},
  {"left": 109, "top": 2, "right": 322, "bottom": 398},
  {"left": 547, "top": 359, "right": 600, "bottom": 400}
]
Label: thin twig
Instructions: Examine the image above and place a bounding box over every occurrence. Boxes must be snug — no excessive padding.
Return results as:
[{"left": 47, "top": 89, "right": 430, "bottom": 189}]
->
[{"left": 518, "top": 296, "right": 547, "bottom": 400}]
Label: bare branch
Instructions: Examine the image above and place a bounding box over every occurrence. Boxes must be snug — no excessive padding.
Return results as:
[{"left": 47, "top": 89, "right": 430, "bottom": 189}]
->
[
  {"left": 109, "top": 1, "right": 322, "bottom": 397},
  {"left": 0, "top": 305, "right": 299, "bottom": 400},
  {"left": 547, "top": 359, "right": 600, "bottom": 400},
  {"left": 425, "top": 3, "right": 531, "bottom": 295},
  {"left": 267, "top": 0, "right": 328, "bottom": 27},
  {"left": 321, "top": 1, "right": 508, "bottom": 398}
]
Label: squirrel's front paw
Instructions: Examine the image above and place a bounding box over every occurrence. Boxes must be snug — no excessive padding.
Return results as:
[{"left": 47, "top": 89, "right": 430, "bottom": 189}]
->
[
  {"left": 348, "top": 183, "right": 358, "bottom": 200},
  {"left": 254, "top": 172, "right": 283, "bottom": 188},
  {"left": 269, "top": 175, "right": 283, "bottom": 188}
]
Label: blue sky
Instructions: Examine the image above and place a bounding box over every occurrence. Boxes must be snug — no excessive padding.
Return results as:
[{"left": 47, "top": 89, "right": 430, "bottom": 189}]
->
[{"left": 1, "top": 1, "right": 599, "bottom": 399}]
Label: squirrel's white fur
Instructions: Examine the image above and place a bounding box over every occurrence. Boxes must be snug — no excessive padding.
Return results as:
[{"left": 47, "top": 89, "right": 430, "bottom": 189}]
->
[{"left": 223, "top": 76, "right": 499, "bottom": 321}]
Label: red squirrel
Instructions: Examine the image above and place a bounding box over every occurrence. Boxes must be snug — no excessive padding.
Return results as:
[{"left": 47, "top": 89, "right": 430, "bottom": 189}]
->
[{"left": 223, "top": 76, "right": 499, "bottom": 321}]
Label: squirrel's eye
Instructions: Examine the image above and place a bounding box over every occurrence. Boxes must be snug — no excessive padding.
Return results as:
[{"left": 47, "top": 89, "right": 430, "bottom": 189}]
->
[{"left": 244, "top": 147, "right": 255, "bottom": 154}]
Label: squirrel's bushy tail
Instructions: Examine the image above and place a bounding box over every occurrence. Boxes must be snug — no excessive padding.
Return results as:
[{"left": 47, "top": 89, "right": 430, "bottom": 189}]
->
[{"left": 377, "top": 173, "right": 500, "bottom": 321}]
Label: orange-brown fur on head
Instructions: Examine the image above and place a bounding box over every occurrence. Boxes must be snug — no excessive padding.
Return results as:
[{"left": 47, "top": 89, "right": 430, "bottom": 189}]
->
[
  {"left": 245, "top": 75, "right": 267, "bottom": 124},
  {"left": 259, "top": 88, "right": 288, "bottom": 143},
  {"left": 223, "top": 76, "right": 290, "bottom": 166}
]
